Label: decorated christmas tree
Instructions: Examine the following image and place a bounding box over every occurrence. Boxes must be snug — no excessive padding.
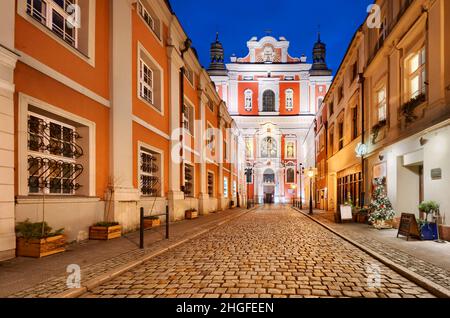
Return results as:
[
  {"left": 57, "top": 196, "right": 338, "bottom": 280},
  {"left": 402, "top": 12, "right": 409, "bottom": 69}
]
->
[{"left": 369, "top": 178, "right": 396, "bottom": 225}]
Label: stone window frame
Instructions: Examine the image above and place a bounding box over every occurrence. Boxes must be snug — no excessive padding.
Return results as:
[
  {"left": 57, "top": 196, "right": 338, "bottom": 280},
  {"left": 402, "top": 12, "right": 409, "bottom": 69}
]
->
[
  {"left": 244, "top": 89, "right": 253, "bottom": 111},
  {"left": 137, "top": 42, "right": 165, "bottom": 116},
  {"left": 285, "top": 88, "right": 294, "bottom": 112},
  {"left": 138, "top": 141, "right": 164, "bottom": 198},
  {"left": 18, "top": 93, "right": 96, "bottom": 197},
  {"left": 18, "top": 0, "right": 97, "bottom": 66}
]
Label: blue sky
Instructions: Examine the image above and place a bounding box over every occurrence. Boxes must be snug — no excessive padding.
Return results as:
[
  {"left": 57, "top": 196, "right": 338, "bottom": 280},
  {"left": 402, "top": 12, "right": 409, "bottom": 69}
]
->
[{"left": 170, "top": 0, "right": 373, "bottom": 75}]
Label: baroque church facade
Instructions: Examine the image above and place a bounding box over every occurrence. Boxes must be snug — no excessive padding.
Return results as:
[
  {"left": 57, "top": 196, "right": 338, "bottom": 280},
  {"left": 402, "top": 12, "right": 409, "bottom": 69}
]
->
[{"left": 208, "top": 34, "right": 333, "bottom": 204}]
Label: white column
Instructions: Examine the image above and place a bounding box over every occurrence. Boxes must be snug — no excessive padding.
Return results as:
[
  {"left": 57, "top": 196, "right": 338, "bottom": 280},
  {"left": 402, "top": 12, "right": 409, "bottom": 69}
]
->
[
  {"left": 198, "top": 87, "right": 209, "bottom": 215},
  {"left": 0, "top": 0, "right": 18, "bottom": 261},
  {"left": 300, "top": 78, "right": 309, "bottom": 113},
  {"left": 108, "top": 0, "right": 139, "bottom": 230},
  {"left": 228, "top": 73, "right": 239, "bottom": 115}
]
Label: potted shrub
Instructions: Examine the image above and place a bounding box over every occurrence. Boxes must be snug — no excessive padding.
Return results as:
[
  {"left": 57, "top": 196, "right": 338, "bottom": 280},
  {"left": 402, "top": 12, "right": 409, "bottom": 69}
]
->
[
  {"left": 89, "top": 222, "right": 122, "bottom": 240},
  {"left": 15, "top": 220, "right": 65, "bottom": 258},
  {"left": 144, "top": 216, "right": 161, "bottom": 229},
  {"left": 418, "top": 201, "right": 440, "bottom": 241},
  {"left": 185, "top": 209, "right": 198, "bottom": 220},
  {"left": 357, "top": 208, "right": 369, "bottom": 224}
]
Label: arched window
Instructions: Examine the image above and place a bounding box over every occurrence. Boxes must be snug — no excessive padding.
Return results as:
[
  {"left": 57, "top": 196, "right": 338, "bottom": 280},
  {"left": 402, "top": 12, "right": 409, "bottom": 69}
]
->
[
  {"left": 285, "top": 89, "right": 294, "bottom": 111},
  {"left": 244, "top": 89, "right": 253, "bottom": 111},
  {"left": 263, "top": 90, "right": 276, "bottom": 112},
  {"left": 261, "top": 137, "right": 277, "bottom": 158},
  {"left": 286, "top": 167, "right": 295, "bottom": 184}
]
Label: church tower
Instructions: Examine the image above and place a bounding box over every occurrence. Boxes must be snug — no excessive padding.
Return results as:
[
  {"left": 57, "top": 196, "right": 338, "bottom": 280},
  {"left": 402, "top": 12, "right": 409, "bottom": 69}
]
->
[
  {"left": 310, "top": 33, "right": 332, "bottom": 76},
  {"left": 207, "top": 33, "right": 228, "bottom": 77}
]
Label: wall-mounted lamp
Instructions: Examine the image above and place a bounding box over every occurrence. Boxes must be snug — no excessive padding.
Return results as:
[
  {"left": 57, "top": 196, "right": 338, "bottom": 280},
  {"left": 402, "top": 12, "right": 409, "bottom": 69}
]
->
[{"left": 379, "top": 154, "right": 384, "bottom": 161}]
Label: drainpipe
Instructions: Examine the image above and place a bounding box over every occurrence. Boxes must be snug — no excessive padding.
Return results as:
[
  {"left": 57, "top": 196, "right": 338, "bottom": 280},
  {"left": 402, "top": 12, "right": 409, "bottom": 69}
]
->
[
  {"left": 359, "top": 73, "right": 366, "bottom": 207},
  {"left": 179, "top": 38, "right": 192, "bottom": 194}
]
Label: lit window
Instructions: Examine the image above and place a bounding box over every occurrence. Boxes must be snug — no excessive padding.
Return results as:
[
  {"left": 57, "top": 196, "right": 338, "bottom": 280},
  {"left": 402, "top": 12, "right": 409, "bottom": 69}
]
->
[
  {"left": 26, "top": 0, "right": 78, "bottom": 48},
  {"left": 223, "top": 177, "right": 229, "bottom": 197},
  {"left": 285, "top": 89, "right": 294, "bottom": 111},
  {"left": 27, "top": 112, "right": 83, "bottom": 195},
  {"left": 244, "top": 89, "right": 253, "bottom": 111},
  {"left": 376, "top": 87, "right": 387, "bottom": 121},
  {"left": 140, "top": 148, "right": 161, "bottom": 197},
  {"left": 408, "top": 47, "right": 426, "bottom": 99},
  {"left": 139, "top": 59, "right": 153, "bottom": 105}
]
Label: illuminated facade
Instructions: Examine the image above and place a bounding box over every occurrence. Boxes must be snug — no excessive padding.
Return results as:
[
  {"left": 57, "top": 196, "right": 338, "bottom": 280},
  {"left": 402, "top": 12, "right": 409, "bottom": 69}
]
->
[{"left": 209, "top": 35, "right": 332, "bottom": 203}]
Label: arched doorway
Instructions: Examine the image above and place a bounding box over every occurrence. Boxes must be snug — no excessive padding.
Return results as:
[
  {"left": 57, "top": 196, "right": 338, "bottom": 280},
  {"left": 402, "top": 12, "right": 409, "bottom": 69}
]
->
[
  {"left": 263, "top": 169, "right": 275, "bottom": 204},
  {"left": 263, "top": 90, "right": 275, "bottom": 112}
]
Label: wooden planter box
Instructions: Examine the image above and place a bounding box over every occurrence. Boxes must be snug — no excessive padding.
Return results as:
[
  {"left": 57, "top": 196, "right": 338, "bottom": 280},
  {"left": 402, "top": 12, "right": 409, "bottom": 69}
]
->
[
  {"left": 144, "top": 218, "right": 161, "bottom": 229},
  {"left": 438, "top": 225, "right": 450, "bottom": 241},
  {"left": 16, "top": 235, "right": 66, "bottom": 258},
  {"left": 357, "top": 214, "right": 368, "bottom": 224},
  {"left": 89, "top": 225, "right": 122, "bottom": 240},
  {"left": 185, "top": 210, "right": 198, "bottom": 220}
]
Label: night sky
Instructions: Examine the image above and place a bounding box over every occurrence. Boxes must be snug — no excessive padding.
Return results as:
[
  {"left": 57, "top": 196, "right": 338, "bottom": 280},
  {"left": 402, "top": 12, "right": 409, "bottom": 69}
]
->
[{"left": 170, "top": 0, "right": 373, "bottom": 75}]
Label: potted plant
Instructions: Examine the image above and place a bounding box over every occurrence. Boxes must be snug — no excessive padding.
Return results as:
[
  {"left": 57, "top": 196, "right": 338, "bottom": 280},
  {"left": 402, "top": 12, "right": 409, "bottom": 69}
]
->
[
  {"left": 144, "top": 216, "right": 161, "bottom": 229},
  {"left": 357, "top": 207, "right": 369, "bottom": 224},
  {"left": 90, "top": 179, "right": 122, "bottom": 240},
  {"left": 15, "top": 220, "right": 65, "bottom": 258},
  {"left": 185, "top": 209, "right": 198, "bottom": 220},
  {"left": 418, "top": 201, "right": 440, "bottom": 241},
  {"left": 89, "top": 222, "right": 122, "bottom": 240}
]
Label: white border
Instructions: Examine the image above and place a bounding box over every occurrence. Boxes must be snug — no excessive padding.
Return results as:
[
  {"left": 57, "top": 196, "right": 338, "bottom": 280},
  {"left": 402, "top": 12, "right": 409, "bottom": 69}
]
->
[{"left": 137, "top": 140, "right": 165, "bottom": 198}]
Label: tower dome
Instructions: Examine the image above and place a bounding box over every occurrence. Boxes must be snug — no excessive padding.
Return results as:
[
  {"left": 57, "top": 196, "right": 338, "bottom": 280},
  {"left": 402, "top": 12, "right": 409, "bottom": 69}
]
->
[
  {"left": 310, "top": 32, "right": 332, "bottom": 76},
  {"left": 207, "top": 33, "right": 228, "bottom": 77}
]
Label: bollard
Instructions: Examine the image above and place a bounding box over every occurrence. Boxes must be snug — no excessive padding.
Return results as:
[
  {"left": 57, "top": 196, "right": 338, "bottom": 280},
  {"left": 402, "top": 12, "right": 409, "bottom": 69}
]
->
[
  {"left": 165, "top": 205, "right": 169, "bottom": 239},
  {"left": 140, "top": 207, "right": 144, "bottom": 249}
]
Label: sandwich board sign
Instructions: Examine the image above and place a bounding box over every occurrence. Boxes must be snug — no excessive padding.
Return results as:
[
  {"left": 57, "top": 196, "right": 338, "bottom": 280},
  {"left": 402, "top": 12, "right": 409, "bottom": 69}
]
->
[{"left": 340, "top": 205, "right": 353, "bottom": 223}]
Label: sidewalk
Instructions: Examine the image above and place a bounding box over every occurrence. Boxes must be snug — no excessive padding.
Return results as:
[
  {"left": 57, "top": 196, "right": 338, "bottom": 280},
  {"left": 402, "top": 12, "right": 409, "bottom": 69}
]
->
[
  {"left": 0, "top": 207, "right": 252, "bottom": 298},
  {"left": 298, "top": 209, "right": 450, "bottom": 295}
]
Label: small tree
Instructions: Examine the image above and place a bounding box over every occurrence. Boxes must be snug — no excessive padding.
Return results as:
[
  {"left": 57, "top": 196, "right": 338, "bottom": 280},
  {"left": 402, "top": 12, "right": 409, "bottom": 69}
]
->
[{"left": 369, "top": 177, "right": 395, "bottom": 223}]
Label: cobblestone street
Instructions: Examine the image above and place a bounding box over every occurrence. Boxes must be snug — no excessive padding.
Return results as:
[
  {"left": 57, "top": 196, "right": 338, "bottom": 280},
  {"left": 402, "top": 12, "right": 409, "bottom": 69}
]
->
[{"left": 83, "top": 205, "right": 435, "bottom": 298}]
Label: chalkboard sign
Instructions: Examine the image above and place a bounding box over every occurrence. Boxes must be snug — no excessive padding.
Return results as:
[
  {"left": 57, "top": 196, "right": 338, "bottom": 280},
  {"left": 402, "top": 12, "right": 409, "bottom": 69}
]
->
[{"left": 397, "top": 213, "right": 421, "bottom": 241}]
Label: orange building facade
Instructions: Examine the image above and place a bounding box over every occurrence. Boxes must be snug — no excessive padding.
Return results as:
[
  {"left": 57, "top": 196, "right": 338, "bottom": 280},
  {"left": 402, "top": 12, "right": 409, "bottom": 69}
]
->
[{"left": 0, "top": 0, "right": 240, "bottom": 261}]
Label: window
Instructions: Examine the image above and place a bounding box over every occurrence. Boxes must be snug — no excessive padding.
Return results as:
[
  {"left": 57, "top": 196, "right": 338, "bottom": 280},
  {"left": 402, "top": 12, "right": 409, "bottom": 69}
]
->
[
  {"left": 184, "top": 164, "right": 194, "bottom": 197},
  {"left": 246, "top": 168, "right": 253, "bottom": 184},
  {"left": 206, "top": 123, "right": 215, "bottom": 153},
  {"left": 184, "top": 66, "right": 194, "bottom": 86},
  {"left": 244, "top": 89, "right": 253, "bottom": 111},
  {"left": 183, "top": 102, "right": 194, "bottom": 135},
  {"left": 285, "top": 89, "right": 294, "bottom": 111},
  {"left": 207, "top": 172, "right": 214, "bottom": 196},
  {"left": 329, "top": 129, "right": 334, "bottom": 155},
  {"left": 329, "top": 101, "right": 334, "bottom": 116},
  {"left": 263, "top": 90, "right": 276, "bottom": 112},
  {"left": 223, "top": 140, "right": 228, "bottom": 162},
  {"left": 233, "top": 181, "right": 237, "bottom": 197},
  {"left": 376, "top": 87, "right": 387, "bottom": 121},
  {"left": 139, "top": 59, "right": 153, "bottom": 105},
  {"left": 137, "top": 0, "right": 161, "bottom": 40},
  {"left": 408, "top": 47, "right": 426, "bottom": 99},
  {"left": 376, "top": 16, "right": 388, "bottom": 51},
  {"left": 338, "top": 87, "right": 344, "bottom": 103},
  {"left": 338, "top": 172, "right": 362, "bottom": 208},
  {"left": 352, "top": 107, "right": 358, "bottom": 140},
  {"left": 27, "top": 112, "right": 83, "bottom": 195},
  {"left": 26, "top": 0, "right": 78, "bottom": 48},
  {"left": 351, "top": 62, "right": 358, "bottom": 82},
  {"left": 140, "top": 147, "right": 161, "bottom": 197},
  {"left": 286, "top": 167, "right": 295, "bottom": 184},
  {"left": 223, "top": 177, "right": 229, "bottom": 197},
  {"left": 138, "top": 44, "right": 163, "bottom": 112},
  {"left": 338, "top": 122, "right": 344, "bottom": 150},
  {"left": 207, "top": 97, "right": 214, "bottom": 112}
]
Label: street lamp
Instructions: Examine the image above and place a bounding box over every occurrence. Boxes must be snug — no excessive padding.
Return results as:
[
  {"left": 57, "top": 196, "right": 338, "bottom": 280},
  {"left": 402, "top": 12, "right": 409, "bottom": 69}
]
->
[
  {"left": 307, "top": 168, "right": 316, "bottom": 215},
  {"left": 355, "top": 142, "right": 368, "bottom": 207},
  {"left": 296, "top": 163, "right": 304, "bottom": 209},
  {"left": 245, "top": 163, "right": 255, "bottom": 209}
]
